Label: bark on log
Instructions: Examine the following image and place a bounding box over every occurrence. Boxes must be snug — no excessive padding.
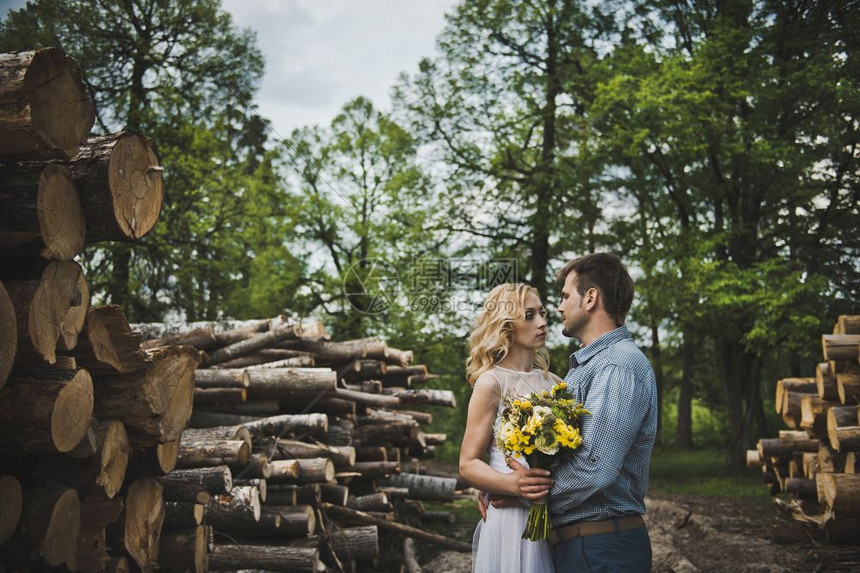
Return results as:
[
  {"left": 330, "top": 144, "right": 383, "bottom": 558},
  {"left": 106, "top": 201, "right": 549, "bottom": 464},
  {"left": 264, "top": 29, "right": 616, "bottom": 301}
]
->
[
  {"left": 245, "top": 367, "right": 337, "bottom": 397},
  {"left": 130, "top": 317, "right": 271, "bottom": 343},
  {"left": 351, "top": 461, "right": 401, "bottom": 478},
  {"left": 347, "top": 493, "right": 391, "bottom": 513},
  {"left": 818, "top": 443, "right": 847, "bottom": 473},
  {"left": 266, "top": 459, "right": 300, "bottom": 480},
  {"left": 142, "top": 325, "right": 218, "bottom": 351},
  {"left": 0, "top": 475, "right": 22, "bottom": 546},
  {"left": 323, "top": 419, "right": 355, "bottom": 447},
  {"left": 757, "top": 433, "right": 820, "bottom": 458},
  {"left": 0, "top": 282, "right": 14, "bottom": 389},
  {"left": 322, "top": 503, "right": 470, "bottom": 552},
  {"left": 195, "top": 399, "right": 280, "bottom": 417},
  {"left": 230, "top": 454, "right": 273, "bottom": 480},
  {"left": 123, "top": 478, "right": 165, "bottom": 572},
  {"left": 234, "top": 478, "right": 267, "bottom": 502},
  {"left": 0, "top": 163, "right": 85, "bottom": 263},
  {"left": 176, "top": 439, "right": 250, "bottom": 468},
  {"left": 278, "top": 337, "right": 388, "bottom": 365},
  {"left": 0, "top": 48, "right": 95, "bottom": 160},
  {"left": 278, "top": 395, "right": 357, "bottom": 416},
  {"left": 126, "top": 440, "right": 180, "bottom": 479},
  {"left": 380, "top": 473, "right": 456, "bottom": 502},
  {"left": 837, "top": 373, "right": 860, "bottom": 405},
  {"left": 4, "top": 259, "right": 88, "bottom": 364},
  {"left": 22, "top": 484, "right": 80, "bottom": 568},
  {"left": 213, "top": 510, "right": 281, "bottom": 537},
  {"left": 827, "top": 406, "right": 860, "bottom": 452},
  {"left": 816, "top": 362, "right": 840, "bottom": 401},
  {"left": 215, "top": 349, "right": 311, "bottom": 369},
  {"left": 775, "top": 377, "right": 816, "bottom": 414},
  {"left": 162, "top": 502, "right": 204, "bottom": 529},
  {"left": 800, "top": 395, "right": 838, "bottom": 437},
  {"left": 239, "top": 413, "right": 328, "bottom": 439},
  {"left": 326, "top": 525, "right": 379, "bottom": 562},
  {"left": 65, "top": 132, "right": 163, "bottom": 242},
  {"left": 0, "top": 366, "right": 92, "bottom": 453},
  {"left": 205, "top": 486, "right": 261, "bottom": 527},
  {"left": 780, "top": 390, "right": 808, "bottom": 429},
  {"left": 294, "top": 458, "right": 335, "bottom": 484},
  {"left": 160, "top": 466, "right": 232, "bottom": 496},
  {"left": 182, "top": 426, "right": 251, "bottom": 449},
  {"left": 250, "top": 355, "right": 316, "bottom": 369},
  {"left": 321, "top": 483, "right": 349, "bottom": 506},
  {"left": 403, "top": 537, "right": 422, "bottom": 573},
  {"left": 354, "top": 421, "right": 426, "bottom": 448},
  {"left": 203, "top": 323, "right": 306, "bottom": 367},
  {"left": 194, "top": 386, "right": 247, "bottom": 404},
  {"left": 835, "top": 315, "right": 860, "bottom": 335},
  {"left": 77, "top": 496, "right": 125, "bottom": 573},
  {"left": 93, "top": 345, "right": 201, "bottom": 445},
  {"left": 209, "top": 544, "right": 319, "bottom": 572},
  {"left": 270, "top": 439, "right": 355, "bottom": 468},
  {"left": 391, "top": 389, "right": 456, "bottom": 407},
  {"left": 69, "top": 305, "right": 146, "bottom": 375},
  {"left": 194, "top": 367, "right": 250, "bottom": 389},
  {"left": 30, "top": 420, "right": 129, "bottom": 498},
  {"left": 822, "top": 334, "right": 860, "bottom": 362},
  {"left": 158, "top": 525, "right": 207, "bottom": 573},
  {"left": 334, "top": 387, "right": 400, "bottom": 408},
  {"left": 820, "top": 472, "right": 860, "bottom": 518}
]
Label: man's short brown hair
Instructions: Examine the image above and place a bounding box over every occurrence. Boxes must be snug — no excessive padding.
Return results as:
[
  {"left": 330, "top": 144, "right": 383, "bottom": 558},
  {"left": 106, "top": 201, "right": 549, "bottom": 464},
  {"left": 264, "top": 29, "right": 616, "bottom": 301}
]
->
[{"left": 555, "top": 253, "right": 634, "bottom": 325}]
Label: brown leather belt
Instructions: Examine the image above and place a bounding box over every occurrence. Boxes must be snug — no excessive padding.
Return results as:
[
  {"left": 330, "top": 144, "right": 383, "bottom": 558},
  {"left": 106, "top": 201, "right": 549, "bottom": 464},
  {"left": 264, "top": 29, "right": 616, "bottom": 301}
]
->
[{"left": 553, "top": 515, "right": 645, "bottom": 544}]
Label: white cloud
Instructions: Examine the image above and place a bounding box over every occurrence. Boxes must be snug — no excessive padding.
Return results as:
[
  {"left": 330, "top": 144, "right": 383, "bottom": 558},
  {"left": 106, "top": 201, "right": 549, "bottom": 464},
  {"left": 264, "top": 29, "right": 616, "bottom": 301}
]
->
[{"left": 223, "top": 0, "right": 458, "bottom": 135}]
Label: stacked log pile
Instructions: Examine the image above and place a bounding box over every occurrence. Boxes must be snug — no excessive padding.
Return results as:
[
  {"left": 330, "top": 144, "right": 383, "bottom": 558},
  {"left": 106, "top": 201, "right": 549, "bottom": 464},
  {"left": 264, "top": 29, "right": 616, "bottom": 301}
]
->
[
  {"left": 129, "top": 318, "right": 468, "bottom": 571},
  {"left": 750, "top": 315, "right": 860, "bottom": 544},
  {"left": 0, "top": 47, "right": 188, "bottom": 573}
]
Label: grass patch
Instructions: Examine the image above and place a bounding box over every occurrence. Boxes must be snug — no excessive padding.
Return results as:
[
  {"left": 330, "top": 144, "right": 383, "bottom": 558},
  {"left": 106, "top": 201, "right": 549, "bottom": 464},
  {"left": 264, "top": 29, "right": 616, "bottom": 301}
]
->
[{"left": 649, "top": 448, "right": 769, "bottom": 498}]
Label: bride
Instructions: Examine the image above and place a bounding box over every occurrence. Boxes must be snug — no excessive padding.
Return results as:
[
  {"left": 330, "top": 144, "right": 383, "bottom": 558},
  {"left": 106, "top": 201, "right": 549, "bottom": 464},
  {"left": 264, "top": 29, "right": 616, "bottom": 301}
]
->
[{"left": 460, "top": 283, "right": 558, "bottom": 573}]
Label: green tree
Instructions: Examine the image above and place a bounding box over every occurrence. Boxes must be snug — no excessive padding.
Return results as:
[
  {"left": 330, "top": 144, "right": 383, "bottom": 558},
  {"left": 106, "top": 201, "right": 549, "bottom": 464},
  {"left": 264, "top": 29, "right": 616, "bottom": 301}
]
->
[{"left": 0, "top": 0, "right": 286, "bottom": 320}]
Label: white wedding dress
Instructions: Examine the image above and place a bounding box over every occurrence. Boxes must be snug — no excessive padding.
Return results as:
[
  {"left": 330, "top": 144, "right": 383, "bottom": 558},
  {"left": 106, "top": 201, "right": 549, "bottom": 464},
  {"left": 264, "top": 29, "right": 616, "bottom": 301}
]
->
[{"left": 472, "top": 366, "right": 556, "bottom": 573}]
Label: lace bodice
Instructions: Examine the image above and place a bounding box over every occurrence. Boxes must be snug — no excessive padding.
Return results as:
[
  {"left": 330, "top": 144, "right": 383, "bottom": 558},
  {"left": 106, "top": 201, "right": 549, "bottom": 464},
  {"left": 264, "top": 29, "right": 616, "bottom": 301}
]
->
[{"left": 485, "top": 366, "right": 555, "bottom": 473}]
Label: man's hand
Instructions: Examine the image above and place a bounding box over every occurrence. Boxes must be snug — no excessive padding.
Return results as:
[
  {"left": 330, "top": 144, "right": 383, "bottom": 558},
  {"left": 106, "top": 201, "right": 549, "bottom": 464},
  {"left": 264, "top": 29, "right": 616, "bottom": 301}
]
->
[
  {"left": 477, "top": 491, "right": 523, "bottom": 519},
  {"left": 507, "top": 457, "right": 553, "bottom": 502}
]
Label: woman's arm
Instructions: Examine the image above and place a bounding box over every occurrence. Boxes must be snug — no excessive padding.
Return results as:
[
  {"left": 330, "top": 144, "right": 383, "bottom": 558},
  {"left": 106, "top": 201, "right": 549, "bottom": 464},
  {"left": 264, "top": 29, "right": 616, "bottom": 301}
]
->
[{"left": 458, "top": 374, "right": 553, "bottom": 498}]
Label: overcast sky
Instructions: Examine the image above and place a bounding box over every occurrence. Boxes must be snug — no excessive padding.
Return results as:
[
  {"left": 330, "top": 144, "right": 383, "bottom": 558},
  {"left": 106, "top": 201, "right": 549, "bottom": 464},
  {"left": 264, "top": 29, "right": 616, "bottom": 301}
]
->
[{"left": 1, "top": 0, "right": 458, "bottom": 135}]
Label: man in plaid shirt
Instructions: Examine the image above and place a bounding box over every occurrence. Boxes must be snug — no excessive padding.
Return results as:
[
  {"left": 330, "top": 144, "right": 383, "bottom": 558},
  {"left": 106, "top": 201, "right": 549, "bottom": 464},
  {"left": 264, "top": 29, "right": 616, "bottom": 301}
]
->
[{"left": 493, "top": 253, "right": 657, "bottom": 571}]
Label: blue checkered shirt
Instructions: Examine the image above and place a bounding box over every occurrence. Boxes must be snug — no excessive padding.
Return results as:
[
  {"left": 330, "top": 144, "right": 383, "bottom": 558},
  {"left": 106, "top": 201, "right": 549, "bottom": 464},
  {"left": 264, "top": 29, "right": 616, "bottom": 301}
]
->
[{"left": 549, "top": 326, "right": 657, "bottom": 526}]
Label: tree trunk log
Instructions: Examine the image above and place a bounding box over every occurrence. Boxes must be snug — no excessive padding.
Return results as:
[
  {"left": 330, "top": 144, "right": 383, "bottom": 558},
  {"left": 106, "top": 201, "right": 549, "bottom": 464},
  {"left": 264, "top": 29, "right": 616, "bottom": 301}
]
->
[
  {"left": 391, "top": 389, "right": 456, "bottom": 407},
  {"left": 209, "top": 544, "right": 319, "bottom": 572},
  {"left": 193, "top": 386, "right": 247, "bottom": 404},
  {"left": 245, "top": 367, "right": 337, "bottom": 397},
  {"left": 822, "top": 334, "right": 860, "bottom": 362},
  {"left": 0, "top": 282, "right": 15, "bottom": 389},
  {"left": 334, "top": 387, "right": 400, "bottom": 408},
  {"left": 0, "top": 366, "right": 92, "bottom": 453},
  {"left": 194, "top": 367, "right": 250, "bottom": 389},
  {"left": 837, "top": 373, "right": 860, "bottom": 405},
  {"left": 351, "top": 461, "right": 401, "bottom": 479},
  {"left": 162, "top": 502, "right": 204, "bottom": 528},
  {"left": 0, "top": 48, "right": 94, "bottom": 160},
  {"left": 203, "top": 323, "right": 306, "bottom": 367},
  {"left": 278, "top": 395, "right": 358, "bottom": 416},
  {"left": 0, "top": 163, "right": 85, "bottom": 264},
  {"left": 0, "top": 475, "right": 22, "bottom": 546},
  {"left": 380, "top": 473, "right": 457, "bottom": 502},
  {"left": 176, "top": 439, "right": 250, "bottom": 468},
  {"left": 270, "top": 439, "right": 355, "bottom": 468},
  {"left": 65, "top": 132, "right": 163, "bottom": 242},
  {"left": 775, "top": 377, "right": 816, "bottom": 414},
  {"left": 182, "top": 425, "right": 251, "bottom": 448},
  {"left": 816, "top": 362, "right": 840, "bottom": 401},
  {"left": 160, "top": 466, "right": 232, "bottom": 496},
  {"left": 347, "top": 493, "right": 391, "bottom": 513},
  {"left": 322, "top": 503, "right": 470, "bottom": 552},
  {"left": 800, "top": 395, "right": 838, "bottom": 438},
  {"left": 206, "top": 486, "right": 261, "bottom": 527},
  {"left": 22, "top": 484, "right": 80, "bottom": 568},
  {"left": 820, "top": 472, "right": 860, "bottom": 518},
  {"left": 278, "top": 337, "right": 388, "bottom": 364},
  {"left": 294, "top": 458, "right": 335, "bottom": 484},
  {"left": 142, "top": 325, "right": 218, "bottom": 351},
  {"left": 70, "top": 305, "right": 145, "bottom": 375},
  {"left": 354, "top": 422, "right": 425, "bottom": 448},
  {"left": 158, "top": 525, "right": 207, "bottom": 573},
  {"left": 250, "top": 355, "right": 316, "bottom": 369},
  {"left": 836, "top": 315, "right": 860, "bottom": 335},
  {"left": 403, "top": 537, "right": 422, "bottom": 573},
  {"left": 30, "top": 419, "right": 129, "bottom": 498},
  {"left": 123, "top": 478, "right": 165, "bottom": 572},
  {"left": 4, "top": 260, "right": 88, "bottom": 364},
  {"left": 214, "top": 349, "right": 311, "bottom": 369},
  {"left": 827, "top": 406, "right": 860, "bottom": 452},
  {"left": 93, "top": 345, "right": 201, "bottom": 445},
  {"left": 239, "top": 413, "right": 328, "bottom": 439}
]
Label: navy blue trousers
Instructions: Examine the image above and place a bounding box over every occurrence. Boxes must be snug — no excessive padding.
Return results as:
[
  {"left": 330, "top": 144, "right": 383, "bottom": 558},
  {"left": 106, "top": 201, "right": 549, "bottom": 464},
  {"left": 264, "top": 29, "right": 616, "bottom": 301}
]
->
[{"left": 554, "top": 525, "right": 651, "bottom": 572}]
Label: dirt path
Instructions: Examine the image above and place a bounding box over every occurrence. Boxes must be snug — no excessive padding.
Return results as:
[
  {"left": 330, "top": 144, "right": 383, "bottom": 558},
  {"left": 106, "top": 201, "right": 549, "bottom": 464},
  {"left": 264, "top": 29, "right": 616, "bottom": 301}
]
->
[{"left": 413, "top": 493, "right": 860, "bottom": 572}]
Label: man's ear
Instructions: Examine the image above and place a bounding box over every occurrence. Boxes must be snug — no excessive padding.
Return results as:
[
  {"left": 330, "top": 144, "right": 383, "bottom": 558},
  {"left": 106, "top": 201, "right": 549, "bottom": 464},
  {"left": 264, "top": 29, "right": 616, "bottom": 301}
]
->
[{"left": 584, "top": 287, "right": 599, "bottom": 312}]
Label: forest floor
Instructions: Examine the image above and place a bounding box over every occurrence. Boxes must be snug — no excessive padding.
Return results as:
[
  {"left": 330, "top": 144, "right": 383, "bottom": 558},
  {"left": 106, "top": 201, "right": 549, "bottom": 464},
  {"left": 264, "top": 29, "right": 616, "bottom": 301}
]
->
[{"left": 396, "top": 473, "right": 860, "bottom": 572}]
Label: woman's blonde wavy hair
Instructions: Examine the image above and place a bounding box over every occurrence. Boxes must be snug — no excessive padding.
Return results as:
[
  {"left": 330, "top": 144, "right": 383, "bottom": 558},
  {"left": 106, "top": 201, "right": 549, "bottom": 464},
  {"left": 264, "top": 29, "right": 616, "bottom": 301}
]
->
[{"left": 465, "top": 283, "right": 550, "bottom": 385}]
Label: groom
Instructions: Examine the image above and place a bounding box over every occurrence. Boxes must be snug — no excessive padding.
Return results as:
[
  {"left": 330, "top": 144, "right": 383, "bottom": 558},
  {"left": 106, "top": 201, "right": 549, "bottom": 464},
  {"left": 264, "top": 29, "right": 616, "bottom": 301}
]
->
[{"left": 487, "top": 253, "right": 657, "bottom": 571}]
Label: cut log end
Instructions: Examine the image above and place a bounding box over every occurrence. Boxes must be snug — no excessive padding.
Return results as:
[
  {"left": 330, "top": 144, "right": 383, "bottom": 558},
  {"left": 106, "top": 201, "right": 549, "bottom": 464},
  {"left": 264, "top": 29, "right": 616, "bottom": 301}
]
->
[
  {"left": 0, "top": 282, "right": 16, "bottom": 388},
  {"left": 109, "top": 133, "right": 164, "bottom": 240},
  {"left": 37, "top": 164, "right": 86, "bottom": 260},
  {"left": 52, "top": 367, "right": 94, "bottom": 452},
  {"left": 0, "top": 476, "right": 23, "bottom": 545}
]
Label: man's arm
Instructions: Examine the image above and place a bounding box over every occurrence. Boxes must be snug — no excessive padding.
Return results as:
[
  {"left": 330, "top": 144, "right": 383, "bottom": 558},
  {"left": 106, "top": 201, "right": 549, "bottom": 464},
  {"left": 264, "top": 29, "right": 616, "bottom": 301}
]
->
[{"left": 550, "top": 364, "right": 651, "bottom": 516}]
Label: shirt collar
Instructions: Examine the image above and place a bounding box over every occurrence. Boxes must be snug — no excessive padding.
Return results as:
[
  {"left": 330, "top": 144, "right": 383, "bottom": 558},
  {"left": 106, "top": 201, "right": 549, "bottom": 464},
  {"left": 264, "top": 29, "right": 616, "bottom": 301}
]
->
[{"left": 569, "top": 325, "right": 631, "bottom": 368}]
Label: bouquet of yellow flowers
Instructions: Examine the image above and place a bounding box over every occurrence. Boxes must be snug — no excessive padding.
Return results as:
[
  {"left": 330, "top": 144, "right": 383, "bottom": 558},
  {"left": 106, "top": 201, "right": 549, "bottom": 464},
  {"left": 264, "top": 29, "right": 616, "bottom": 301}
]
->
[{"left": 497, "top": 380, "right": 589, "bottom": 541}]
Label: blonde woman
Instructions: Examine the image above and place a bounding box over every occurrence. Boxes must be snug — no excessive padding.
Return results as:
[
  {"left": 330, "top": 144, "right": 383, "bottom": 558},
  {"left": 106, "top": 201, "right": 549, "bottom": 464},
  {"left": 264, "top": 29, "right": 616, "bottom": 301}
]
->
[{"left": 460, "top": 283, "right": 558, "bottom": 573}]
